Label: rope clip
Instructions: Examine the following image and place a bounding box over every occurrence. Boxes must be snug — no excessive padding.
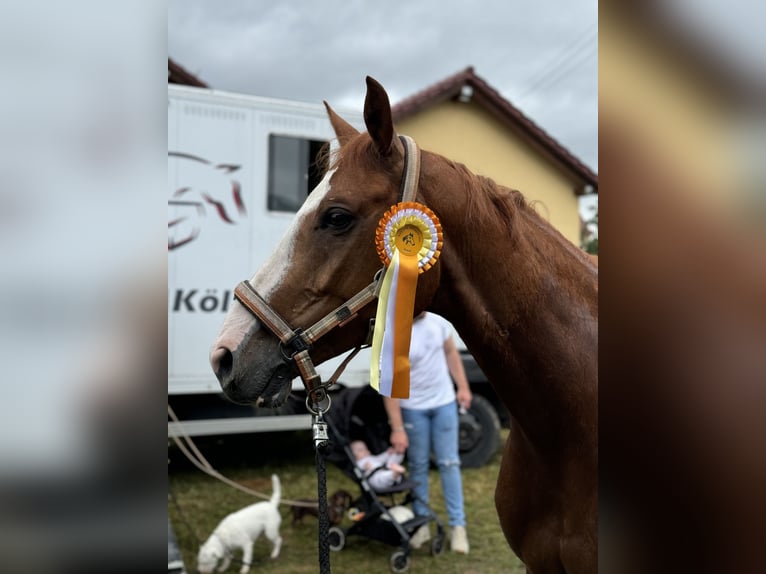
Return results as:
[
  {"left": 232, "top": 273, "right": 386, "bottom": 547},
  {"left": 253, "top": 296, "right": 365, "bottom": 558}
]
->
[{"left": 312, "top": 411, "right": 330, "bottom": 452}]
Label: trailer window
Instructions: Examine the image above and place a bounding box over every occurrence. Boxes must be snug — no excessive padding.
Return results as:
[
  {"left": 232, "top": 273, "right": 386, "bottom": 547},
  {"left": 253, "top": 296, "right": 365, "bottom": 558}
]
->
[{"left": 267, "top": 135, "right": 327, "bottom": 212}]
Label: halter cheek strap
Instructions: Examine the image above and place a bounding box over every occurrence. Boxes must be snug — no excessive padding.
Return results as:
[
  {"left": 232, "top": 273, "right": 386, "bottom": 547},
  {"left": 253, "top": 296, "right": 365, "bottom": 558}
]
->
[
  {"left": 233, "top": 276, "right": 381, "bottom": 406},
  {"left": 398, "top": 135, "right": 420, "bottom": 202}
]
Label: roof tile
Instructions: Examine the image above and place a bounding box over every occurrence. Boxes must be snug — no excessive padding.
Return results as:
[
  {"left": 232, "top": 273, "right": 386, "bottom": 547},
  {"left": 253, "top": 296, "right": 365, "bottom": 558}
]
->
[{"left": 168, "top": 58, "right": 209, "bottom": 88}]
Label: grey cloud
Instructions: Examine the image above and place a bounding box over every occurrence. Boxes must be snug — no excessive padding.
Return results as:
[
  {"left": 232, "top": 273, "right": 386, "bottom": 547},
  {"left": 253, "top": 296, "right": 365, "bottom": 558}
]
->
[{"left": 169, "top": 0, "right": 597, "bottom": 171}]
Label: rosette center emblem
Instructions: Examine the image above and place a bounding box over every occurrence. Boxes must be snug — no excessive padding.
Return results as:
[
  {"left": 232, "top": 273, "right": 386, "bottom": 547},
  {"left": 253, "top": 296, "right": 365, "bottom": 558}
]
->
[{"left": 375, "top": 201, "right": 442, "bottom": 272}]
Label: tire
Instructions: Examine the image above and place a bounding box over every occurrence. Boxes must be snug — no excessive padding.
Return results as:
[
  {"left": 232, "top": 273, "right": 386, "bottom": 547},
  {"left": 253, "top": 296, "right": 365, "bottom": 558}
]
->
[
  {"left": 458, "top": 394, "right": 501, "bottom": 468},
  {"left": 328, "top": 526, "right": 345, "bottom": 552},
  {"left": 389, "top": 549, "right": 411, "bottom": 573}
]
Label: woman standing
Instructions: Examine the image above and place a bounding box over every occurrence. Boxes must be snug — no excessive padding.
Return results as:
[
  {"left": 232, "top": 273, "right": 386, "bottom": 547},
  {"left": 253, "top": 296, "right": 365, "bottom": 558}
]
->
[{"left": 383, "top": 312, "right": 472, "bottom": 553}]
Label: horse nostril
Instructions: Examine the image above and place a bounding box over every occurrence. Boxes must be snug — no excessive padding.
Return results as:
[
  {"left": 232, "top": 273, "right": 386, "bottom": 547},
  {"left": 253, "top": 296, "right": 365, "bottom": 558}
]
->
[{"left": 211, "top": 347, "right": 233, "bottom": 381}]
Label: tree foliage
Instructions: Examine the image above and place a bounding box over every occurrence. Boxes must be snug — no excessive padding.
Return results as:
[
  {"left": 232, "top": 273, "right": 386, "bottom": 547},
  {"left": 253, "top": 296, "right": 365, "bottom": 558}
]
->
[{"left": 581, "top": 206, "right": 598, "bottom": 255}]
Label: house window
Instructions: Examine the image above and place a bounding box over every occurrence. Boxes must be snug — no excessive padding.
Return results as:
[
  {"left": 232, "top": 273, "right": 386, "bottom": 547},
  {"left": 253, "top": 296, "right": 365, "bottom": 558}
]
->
[{"left": 267, "top": 135, "right": 327, "bottom": 212}]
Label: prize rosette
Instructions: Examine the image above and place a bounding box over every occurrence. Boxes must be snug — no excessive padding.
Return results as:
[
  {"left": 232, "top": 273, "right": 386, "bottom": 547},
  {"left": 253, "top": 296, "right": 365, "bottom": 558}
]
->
[
  {"left": 370, "top": 202, "right": 442, "bottom": 399},
  {"left": 375, "top": 202, "right": 443, "bottom": 272}
]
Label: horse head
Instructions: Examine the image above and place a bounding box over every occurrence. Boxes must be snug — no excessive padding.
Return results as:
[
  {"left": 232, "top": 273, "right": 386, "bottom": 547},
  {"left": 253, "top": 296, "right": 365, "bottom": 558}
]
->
[{"left": 210, "top": 77, "right": 441, "bottom": 406}]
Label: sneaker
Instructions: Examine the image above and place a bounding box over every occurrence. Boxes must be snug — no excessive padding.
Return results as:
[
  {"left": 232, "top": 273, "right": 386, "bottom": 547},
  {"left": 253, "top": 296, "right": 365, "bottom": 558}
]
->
[
  {"left": 450, "top": 526, "right": 469, "bottom": 554},
  {"left": 409, "top": 524, "right": 431, "bottom": 549}
]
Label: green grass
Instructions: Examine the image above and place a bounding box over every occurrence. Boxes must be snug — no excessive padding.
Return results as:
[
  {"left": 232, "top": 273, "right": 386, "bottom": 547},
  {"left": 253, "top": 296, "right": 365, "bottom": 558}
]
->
[{"left": 168, "top": 429, "right": 524, "bottom": 573}]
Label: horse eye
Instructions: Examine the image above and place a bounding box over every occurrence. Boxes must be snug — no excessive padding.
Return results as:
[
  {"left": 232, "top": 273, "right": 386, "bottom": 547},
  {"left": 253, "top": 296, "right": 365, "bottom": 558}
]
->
[{"left": 321, "top": 208, "right": 354, "bottom": 232}]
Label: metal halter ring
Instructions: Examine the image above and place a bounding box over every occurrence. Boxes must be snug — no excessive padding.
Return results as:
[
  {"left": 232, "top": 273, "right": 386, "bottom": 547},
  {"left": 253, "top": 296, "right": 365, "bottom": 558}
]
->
[{"left": 305, "top": 392, "right": 332, "bottom": 415}]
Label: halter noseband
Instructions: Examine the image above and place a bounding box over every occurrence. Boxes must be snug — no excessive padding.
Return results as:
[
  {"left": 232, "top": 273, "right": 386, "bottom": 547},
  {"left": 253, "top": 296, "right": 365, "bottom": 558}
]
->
[{"left": 233, "top": 135, "right": 421, "bottom": 410}]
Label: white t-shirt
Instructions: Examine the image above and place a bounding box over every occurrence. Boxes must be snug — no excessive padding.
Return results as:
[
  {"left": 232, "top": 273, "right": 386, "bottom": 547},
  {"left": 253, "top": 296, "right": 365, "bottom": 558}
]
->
[{"left": 399, "top": 312, "right": 456, "bottom": 411}]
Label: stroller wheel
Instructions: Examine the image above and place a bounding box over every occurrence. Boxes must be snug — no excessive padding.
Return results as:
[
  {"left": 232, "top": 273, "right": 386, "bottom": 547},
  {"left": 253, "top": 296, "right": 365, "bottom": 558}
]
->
[
  {"left": 430, "top": 532, "right": 446, "bottom": 556},
  {"left": 389, "top": 549, "right": 411, "bottom": 573},
  {"left": 328, "top": 526, "right": 345, "bottom": 551}
]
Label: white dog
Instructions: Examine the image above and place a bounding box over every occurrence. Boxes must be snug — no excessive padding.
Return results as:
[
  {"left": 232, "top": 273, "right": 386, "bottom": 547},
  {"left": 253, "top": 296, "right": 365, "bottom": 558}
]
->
[{"left": 197, "top": 474, "right": 283, "bottom": 574}]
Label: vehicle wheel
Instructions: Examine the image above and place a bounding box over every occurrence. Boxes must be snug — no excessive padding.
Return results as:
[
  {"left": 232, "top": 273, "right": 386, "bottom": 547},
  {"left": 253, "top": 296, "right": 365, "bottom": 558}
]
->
[
  {"left": 389, "top": 549, "right": 411, "bottom": 573},
  {"left": 430, "top": 532, "right": 445, "bottom": 556},
  {"left": 328, "top": 526, "right": 345, "bottom": 551},
  {"left": 458, "top": 394, "right": 501, "bottom": 468}
]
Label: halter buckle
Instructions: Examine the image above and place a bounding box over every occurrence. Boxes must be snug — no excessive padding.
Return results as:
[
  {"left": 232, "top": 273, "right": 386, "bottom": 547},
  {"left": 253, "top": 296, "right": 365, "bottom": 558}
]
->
[{"left": 280, "top": 328, "right": 312, "bottom": 360}]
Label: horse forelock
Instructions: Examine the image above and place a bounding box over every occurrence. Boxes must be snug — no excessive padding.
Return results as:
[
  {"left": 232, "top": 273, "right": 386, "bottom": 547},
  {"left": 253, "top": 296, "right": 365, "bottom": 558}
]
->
[{"left": 332, "top": 134, "right": 404, "bottom": 180}]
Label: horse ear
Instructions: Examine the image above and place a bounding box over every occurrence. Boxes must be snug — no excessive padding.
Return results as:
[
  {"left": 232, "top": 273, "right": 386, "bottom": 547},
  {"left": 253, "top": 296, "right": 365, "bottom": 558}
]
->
[
  {"left": 364, "top": 76, "right": 395, "bottom": 157},
  {"left": 324, "top": 101, "right": 359, "bottom": 147}
]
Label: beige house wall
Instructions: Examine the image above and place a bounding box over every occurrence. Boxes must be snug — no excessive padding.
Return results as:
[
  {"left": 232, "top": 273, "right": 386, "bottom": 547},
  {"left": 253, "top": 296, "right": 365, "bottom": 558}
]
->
[{"left": 396, "top": 101, "right": 585, "bottom": 245}]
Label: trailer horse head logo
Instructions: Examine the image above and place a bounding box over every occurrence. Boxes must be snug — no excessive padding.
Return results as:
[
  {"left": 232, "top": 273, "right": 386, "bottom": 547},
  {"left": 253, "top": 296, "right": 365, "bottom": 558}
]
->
[{"left": 168, "top": 152, "right": 247, "bottom": 250}]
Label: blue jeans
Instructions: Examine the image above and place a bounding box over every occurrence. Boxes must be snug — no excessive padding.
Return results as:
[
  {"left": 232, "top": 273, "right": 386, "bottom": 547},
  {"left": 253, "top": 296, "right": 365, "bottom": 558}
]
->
[{"left": 402, "top": 400, "right": 466, "bottom": 527}]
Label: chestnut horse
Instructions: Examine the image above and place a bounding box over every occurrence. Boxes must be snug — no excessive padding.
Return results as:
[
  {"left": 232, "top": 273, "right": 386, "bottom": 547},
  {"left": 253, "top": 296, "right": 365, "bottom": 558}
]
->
[{"left": 211, "top": 77, "right": 598, "bottom": 573}]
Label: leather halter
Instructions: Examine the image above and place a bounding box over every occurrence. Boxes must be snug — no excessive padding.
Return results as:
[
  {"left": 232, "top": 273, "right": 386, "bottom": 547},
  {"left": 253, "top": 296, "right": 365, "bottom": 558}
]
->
[{"left": 233, "top": 135, "right": 421, "bottom": 409}]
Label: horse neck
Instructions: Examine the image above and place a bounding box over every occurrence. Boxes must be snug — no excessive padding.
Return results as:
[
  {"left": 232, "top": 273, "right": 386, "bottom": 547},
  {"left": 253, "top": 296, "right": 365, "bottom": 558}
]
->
[{"left": 423, "top": 157, "right": 598, "bottom": 446}]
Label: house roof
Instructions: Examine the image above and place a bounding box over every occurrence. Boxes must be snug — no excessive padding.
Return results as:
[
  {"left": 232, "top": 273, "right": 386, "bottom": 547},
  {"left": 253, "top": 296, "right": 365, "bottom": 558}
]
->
[
  {"left": 168, "top": 58, "right": 209, "bottom": 88},
  {"left": 392, "top": 67, "right": 597, "bottom": 190}
]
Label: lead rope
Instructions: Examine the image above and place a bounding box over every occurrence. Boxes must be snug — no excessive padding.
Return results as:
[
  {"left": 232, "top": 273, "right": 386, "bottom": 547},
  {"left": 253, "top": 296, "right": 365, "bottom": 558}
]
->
[{"left": 312, "top": 408, "right": 332, "bottom": 574}]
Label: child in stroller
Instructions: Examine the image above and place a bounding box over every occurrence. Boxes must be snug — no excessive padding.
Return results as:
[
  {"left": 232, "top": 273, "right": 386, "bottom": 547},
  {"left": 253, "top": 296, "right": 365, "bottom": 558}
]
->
[
  {"left": 324, "top": 386, "right": 446, "bottom": 573},
  {"left": 350, "top": 439, "right": 406, "bottom": 491}
]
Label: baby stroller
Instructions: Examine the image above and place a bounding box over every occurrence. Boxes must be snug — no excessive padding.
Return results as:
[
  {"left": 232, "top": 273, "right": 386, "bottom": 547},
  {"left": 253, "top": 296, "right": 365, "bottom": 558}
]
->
[{"left": 324, "top": 385, "right": 446, "bottom": 573}]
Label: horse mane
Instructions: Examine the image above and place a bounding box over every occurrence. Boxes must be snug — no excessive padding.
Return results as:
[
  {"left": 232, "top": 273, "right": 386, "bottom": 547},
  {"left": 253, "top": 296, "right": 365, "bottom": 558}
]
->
[
  {"left": 438, "top": 154, "right": 597, "bottom": 274},
  {"left": 445, "top": 158, "right": 528, "bottom": 231}
]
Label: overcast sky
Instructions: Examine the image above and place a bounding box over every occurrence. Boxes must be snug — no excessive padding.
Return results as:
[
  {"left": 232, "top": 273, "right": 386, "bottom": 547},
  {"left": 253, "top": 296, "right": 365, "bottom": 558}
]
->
[{"left": 168, "top": 0, "right": 598, "bottom": 201}]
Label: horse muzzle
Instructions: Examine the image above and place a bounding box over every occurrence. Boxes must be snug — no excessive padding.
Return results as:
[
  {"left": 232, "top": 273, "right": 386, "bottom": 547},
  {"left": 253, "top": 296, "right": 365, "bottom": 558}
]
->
[{"left": 211, "top": 331, "right": 297, "bottom": 407}]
